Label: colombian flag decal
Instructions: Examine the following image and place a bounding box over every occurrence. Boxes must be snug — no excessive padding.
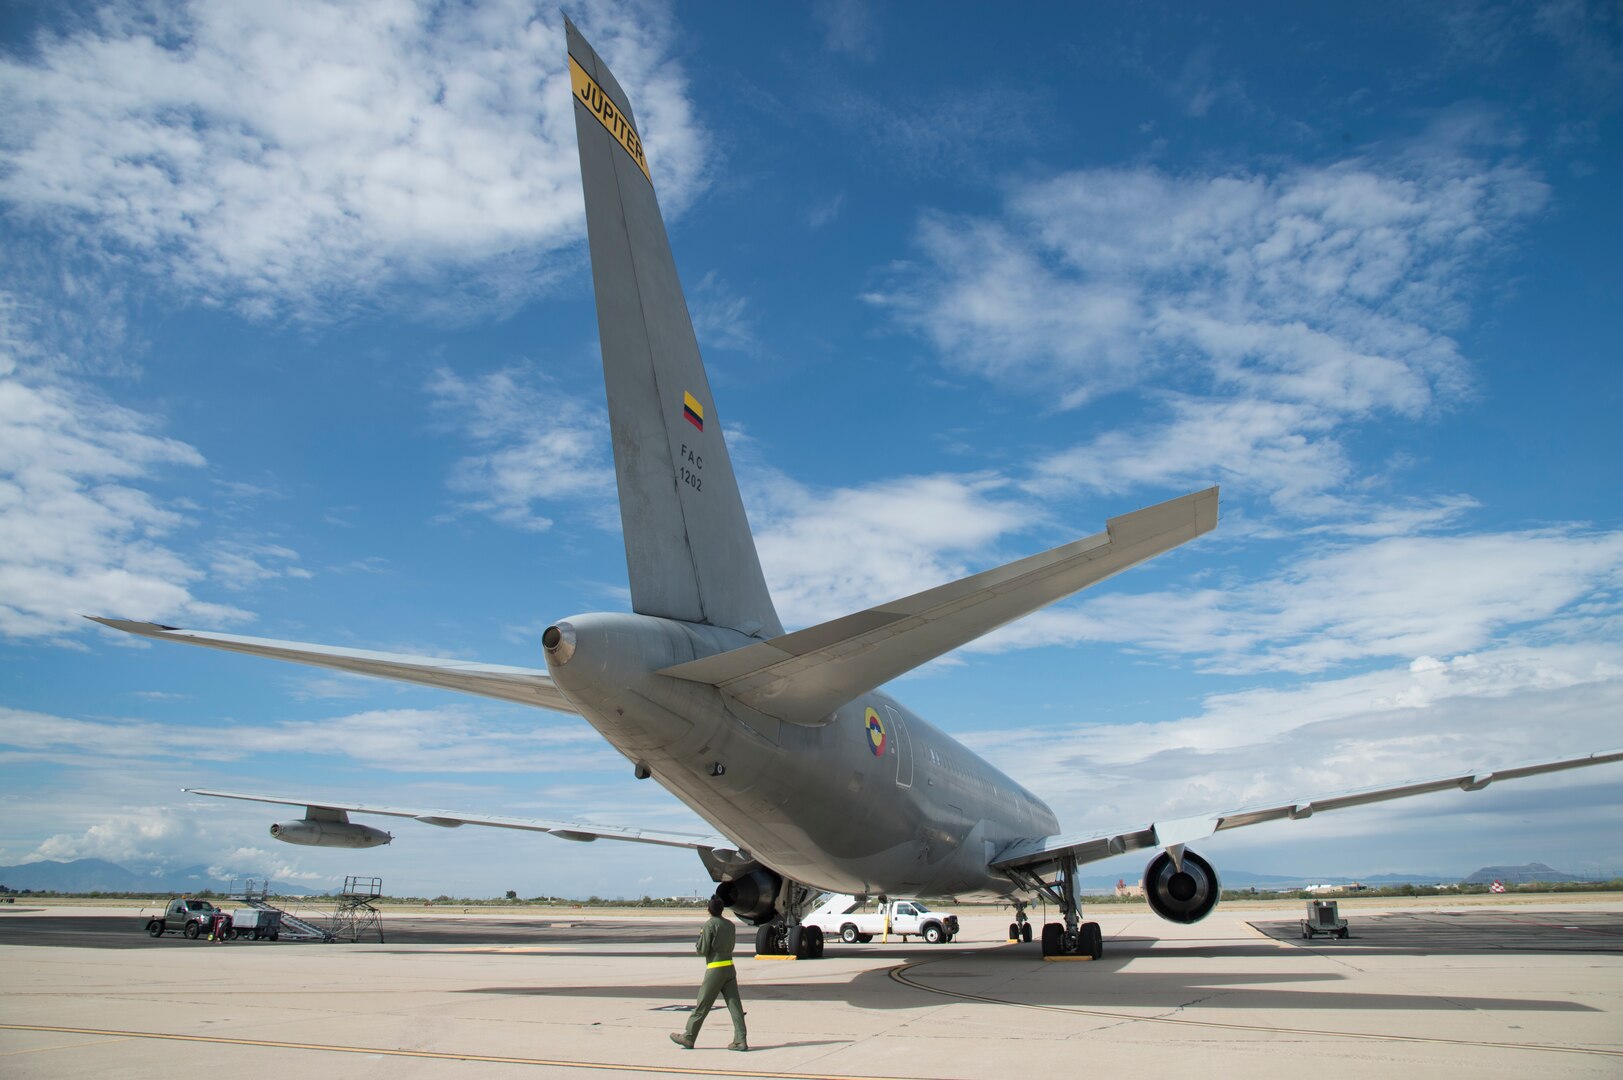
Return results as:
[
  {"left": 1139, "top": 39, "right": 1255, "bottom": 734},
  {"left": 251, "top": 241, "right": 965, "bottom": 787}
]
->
[
  {"left": 683, "top": 391, "right": 704, "bottom": 431},
  {"left": 864, "top": 707, "right": 887, "bottom": 757}
]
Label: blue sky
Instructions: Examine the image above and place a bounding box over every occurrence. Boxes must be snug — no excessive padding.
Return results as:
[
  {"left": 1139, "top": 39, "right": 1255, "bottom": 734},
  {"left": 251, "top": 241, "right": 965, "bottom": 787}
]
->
[{"left": 1, "top": 0, "right": 1620, "bottom": 899}]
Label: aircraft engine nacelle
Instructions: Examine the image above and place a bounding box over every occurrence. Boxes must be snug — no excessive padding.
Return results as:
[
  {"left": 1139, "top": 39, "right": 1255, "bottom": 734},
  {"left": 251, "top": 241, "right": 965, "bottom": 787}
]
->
[
  {"left": 269, "top": 819, "right": 392, "bottom": 849},
  {"left": 1143, "top": 848, "right": 1221, "bottom": 924},
  {"left": 715, "top": 867, "right": 782, "bottom": 925}
]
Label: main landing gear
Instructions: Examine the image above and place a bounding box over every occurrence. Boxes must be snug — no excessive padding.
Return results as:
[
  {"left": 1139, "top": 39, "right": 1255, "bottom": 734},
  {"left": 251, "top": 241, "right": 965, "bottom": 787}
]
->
[
  {"left": 752, "top": 879, "right": 825, "bottom": 959},
  {"left": 755, "top": 920, "right": 824, "bottom": 959},
  {"left": 1013, "top": 854, "right": 1103, "bottom": 959}
]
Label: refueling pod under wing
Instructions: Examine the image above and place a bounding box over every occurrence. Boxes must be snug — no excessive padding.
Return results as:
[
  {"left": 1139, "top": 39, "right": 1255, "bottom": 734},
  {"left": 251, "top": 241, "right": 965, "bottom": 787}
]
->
[{"left": 270, "top": 812, "right": 392, "bottom": 849}]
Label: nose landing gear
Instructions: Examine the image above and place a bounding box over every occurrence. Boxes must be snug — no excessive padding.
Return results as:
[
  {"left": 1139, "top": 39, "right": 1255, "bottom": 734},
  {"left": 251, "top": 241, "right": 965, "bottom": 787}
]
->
[{"left": 1007, "top": 900, "right": 1033, "bottom": 943}]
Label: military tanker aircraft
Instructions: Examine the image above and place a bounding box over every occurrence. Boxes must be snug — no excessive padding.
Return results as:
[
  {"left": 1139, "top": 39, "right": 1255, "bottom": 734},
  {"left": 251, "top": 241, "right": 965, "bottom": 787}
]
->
[{"left": 93, "top": 20, "right": 1622, "bottom": 960}]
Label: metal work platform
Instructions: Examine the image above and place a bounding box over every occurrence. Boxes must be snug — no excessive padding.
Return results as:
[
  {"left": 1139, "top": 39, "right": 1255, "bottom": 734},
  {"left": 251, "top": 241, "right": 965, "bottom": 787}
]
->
[{"left": 328, "top": 876, "right": 385, "bottom": 943}]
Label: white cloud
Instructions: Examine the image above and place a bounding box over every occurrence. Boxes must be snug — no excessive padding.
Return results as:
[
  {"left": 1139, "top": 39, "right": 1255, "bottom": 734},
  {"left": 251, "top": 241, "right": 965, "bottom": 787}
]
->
[
  {"left": 1025, "top": 394, "right": 1338, "bottom": 503},
  {"left": 427, "top": 365, "right": 614, "bottom": 533},
  {"left": 869, "top": 126, "right": 1548, "bottom": 508},
  {"left": 812, "top": 0, "right": 880, "bottom": 62},
  {"left": 0, "top": 0, "right": 706, "bottom": 319},
  {"left": 28, "top": 807, "right": 201, "bottom": 866},
  {"left": 689, "top": 271, "right": 757, "bottom": 354},
  {"left": 206, "top": 538, "right": 313, "bottom": 590},
  {"left": 0, "top": 702, "right": 618, "bottom": 775},
  {"left": 750, "top": 469, "right": 1034, "bottom": 628},
  {"left": 965, "top": 640, "right": 1623, "bottom": 870},
  {"left": 1299, "top": 494, "right": 1481, "bottom": 538},
  {"left": 245, "top": 707, "right": 617, "bottom": 773},
  {"left": 976, "top": 525, "right": 1623, "bottom": 674},
  {"left": 209, "top": 848, "right": 330, "bottom": 886},
  {"left": 820, "top": 87, "right": 1045, "bottom": 179},
  {"left": 805, "top": 191, "right": 846, "bottom": 230},
  {"left": 0, "top": 320, "right": 249, "bottom": 640}
]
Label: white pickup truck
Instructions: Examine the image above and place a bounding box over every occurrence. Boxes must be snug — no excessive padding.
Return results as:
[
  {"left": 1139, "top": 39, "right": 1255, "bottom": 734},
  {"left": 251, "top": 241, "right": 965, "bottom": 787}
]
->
[{"left": 805, "top": 895, "right": 960, "bottom": 945}]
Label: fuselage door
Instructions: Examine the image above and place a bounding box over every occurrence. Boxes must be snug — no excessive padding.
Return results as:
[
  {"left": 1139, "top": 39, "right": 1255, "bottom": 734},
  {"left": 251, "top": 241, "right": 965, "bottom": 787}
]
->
[{"left": 884, "top": 705, "right": 914, "bottom": 788}]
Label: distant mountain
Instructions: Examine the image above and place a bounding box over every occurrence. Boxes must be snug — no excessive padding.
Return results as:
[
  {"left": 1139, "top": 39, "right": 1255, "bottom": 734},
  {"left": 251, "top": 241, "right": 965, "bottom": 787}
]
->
[
  {"left": 1463, "top": 863, "right": 1597, "bottom": 885},
  {"left": 0, "top": 858, "right": 320, "bottom": 896}
]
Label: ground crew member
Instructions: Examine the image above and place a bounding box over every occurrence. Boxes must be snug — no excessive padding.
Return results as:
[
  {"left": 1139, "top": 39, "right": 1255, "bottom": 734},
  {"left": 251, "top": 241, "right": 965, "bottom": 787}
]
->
[{"left": 669, "top": 895, "right": 747, "bottom": 1052}]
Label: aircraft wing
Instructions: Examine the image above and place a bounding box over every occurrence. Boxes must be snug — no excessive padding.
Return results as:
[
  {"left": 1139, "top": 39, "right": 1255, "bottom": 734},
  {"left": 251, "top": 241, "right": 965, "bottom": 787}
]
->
[
  {"left": 659, "top": 487, "right": 1218, "bottom": 724},
  {"left": 87, "top": 618, "right": 576, "bottom": 714},
  {"left": 186, "top": 788, "right": 740, "bottom": 852},
  {"left": 990, "top": 747, "right": 1623, "bottom": 874}
]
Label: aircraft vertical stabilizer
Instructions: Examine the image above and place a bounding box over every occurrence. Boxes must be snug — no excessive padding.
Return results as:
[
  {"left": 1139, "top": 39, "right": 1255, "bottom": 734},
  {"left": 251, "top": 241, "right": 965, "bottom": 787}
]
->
[{"left": 566, "top": 20, "right": 783, "bottom": 639}]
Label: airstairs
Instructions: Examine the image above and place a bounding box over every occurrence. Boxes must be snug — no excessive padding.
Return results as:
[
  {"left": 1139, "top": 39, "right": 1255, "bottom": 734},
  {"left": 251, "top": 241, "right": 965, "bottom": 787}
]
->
[{"left": 228, "top": 877, "right": 333, "bottom": 941}]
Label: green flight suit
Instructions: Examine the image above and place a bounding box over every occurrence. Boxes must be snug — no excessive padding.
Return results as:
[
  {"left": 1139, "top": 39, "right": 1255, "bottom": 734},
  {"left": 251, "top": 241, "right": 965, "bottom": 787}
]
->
[{"left": 683, "top": 915, "right": 746, "bottom": 1045}]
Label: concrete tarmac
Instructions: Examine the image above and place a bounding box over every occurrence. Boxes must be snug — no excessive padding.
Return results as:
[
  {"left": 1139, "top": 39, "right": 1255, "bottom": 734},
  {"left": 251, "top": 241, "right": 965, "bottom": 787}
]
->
[{"left": 2, "top": 901, "right": 1620, "bottom": 1079}]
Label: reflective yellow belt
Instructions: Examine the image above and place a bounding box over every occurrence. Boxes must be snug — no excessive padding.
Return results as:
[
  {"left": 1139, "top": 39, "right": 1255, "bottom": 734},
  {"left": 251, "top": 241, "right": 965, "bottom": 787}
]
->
[{"left": 706, "top": 960, "right": 733, "bottom": 968}]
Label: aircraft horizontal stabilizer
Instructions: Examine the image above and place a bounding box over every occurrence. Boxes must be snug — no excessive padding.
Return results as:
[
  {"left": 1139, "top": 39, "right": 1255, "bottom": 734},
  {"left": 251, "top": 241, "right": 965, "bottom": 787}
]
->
[
  {"left": 658, "top": 487, "right": 1218, "bottom": 724},
  {"left": 87, "top": 618, "right": 577, "bottom": 714},
  {"left": 990, "top": 747, "right": 1623, "bottom": 875}
]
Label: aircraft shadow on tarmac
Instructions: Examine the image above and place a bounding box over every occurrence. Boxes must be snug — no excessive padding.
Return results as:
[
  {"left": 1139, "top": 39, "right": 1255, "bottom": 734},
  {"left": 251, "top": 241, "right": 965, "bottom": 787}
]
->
[{"left": 455, "top": 949, "right": 1596, "bottom": 1014}]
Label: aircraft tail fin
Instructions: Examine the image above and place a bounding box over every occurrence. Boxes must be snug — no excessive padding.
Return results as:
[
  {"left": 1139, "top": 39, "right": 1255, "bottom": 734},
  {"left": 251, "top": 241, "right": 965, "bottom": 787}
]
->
[
  {"left": 566, "top": 21, "right": 782, "bottom": 638},
  {"left": 659, "top": 487, "right": 1218, "bottom": 724}
]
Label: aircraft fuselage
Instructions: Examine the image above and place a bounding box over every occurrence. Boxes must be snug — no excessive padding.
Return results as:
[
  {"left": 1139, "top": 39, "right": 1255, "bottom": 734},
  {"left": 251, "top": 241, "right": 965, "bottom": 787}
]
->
[{"left": 544, "top": 612, "right": 1059, "bottom": 898}]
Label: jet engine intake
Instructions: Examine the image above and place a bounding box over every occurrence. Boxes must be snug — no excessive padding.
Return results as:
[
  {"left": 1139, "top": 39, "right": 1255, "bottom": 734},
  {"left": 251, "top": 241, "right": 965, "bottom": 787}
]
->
[
  {"left": 270, "top": 819, "right": 392, "bottom": 849},
  {"left": 1143, "top": 848, "right": 1220, "bottom": 924},
  {"left": 715, "top": 867, "right": 782, "bottom": 925}
]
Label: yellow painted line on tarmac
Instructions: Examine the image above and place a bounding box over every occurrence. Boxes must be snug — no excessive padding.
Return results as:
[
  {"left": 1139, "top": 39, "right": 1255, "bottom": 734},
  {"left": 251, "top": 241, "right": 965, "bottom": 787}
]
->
[
  {"left": 887, "top": 961, "right": 1623, "bottom": 1059},
  {"left": 0, "top": 1024, "right": 938, "bottom": 1080},
  {"left": 750, "top": 954, "right": 798, "bottom": 961},
  {"left": 0, "top": 1035, "right": 137, "bottom": 1059}
]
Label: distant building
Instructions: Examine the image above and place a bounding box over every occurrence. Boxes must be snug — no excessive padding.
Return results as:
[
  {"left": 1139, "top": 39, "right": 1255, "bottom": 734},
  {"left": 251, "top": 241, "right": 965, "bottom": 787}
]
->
[{"left": 1115, "top": 878, "right": 1145, "bottom": 898}]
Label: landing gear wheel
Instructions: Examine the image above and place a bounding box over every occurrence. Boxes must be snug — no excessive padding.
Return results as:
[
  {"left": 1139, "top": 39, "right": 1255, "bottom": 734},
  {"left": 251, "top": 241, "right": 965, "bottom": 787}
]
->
[
  {"left": 804, "top": 925, "right": 824, "bottom": 959},
  {"left": 1008, "top": 922, "right": 1020, "bottom": 941},
  {"left": 841, "top": 924, "right": 860, "bottom": 944},
  {"left": 923, "top": 923, "right": 945, "bottom": 945},
  {"left": 788, "top": 925, "right": 806, "bottom": 958},
  {"left": 1082, "top": 921, "right": 1103, "bottom": 959},
  {"left": 183, "top": 922, "right": 201, "bottom": 940},
  {"left": 1040, "top": 922, "right": 1062, "bottom": 957},
  {"left": 755, "top": 923, "right": 782, "bottom": 955},
  {"left": 1021, "top": 922, "right": 1033, "bottom": 943},
  {"left": 146, "top": 920, "right": 164, "bottom": 937}
]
